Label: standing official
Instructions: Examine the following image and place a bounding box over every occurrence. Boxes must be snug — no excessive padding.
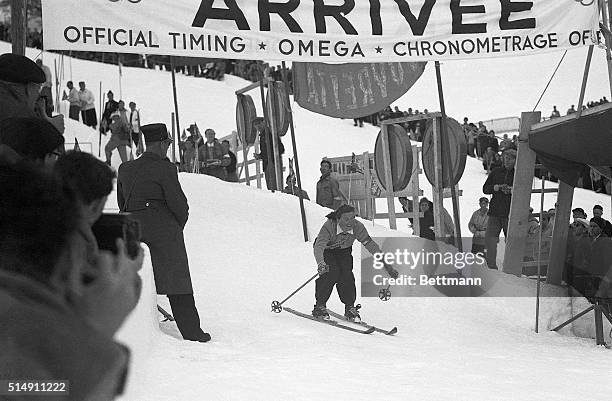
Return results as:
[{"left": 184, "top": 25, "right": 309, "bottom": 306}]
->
[{"left": 117, "top": 123, "right": 211, "bottom": 343}]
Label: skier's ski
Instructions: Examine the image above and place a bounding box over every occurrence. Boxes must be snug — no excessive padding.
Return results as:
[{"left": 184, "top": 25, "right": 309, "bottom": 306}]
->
[
  {"left": 283, "top": 307, "right": 375, "bottom": 334},
  {"left": 327, "top": 310, "right": 397, "bottom": 335}
]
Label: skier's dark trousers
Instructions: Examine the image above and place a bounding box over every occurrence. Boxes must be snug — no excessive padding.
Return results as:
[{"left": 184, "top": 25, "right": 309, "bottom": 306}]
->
[
  {"left": 117, "top": 123, "right": 211, "bottom": 343},
  {"left": 316, "top": 247, "right": 355, "bottom": 306}
]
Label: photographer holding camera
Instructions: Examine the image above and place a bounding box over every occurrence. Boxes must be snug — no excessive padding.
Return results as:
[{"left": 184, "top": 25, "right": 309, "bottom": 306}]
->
[
  {"left": 0, "top": 161, "right": 143, "bottom": 400},
  {"left": 55, "top": 151, "right": 117, "bottom": 267},
  {"left": 117, "top": 123, "right": 211, "bottom": 343}
]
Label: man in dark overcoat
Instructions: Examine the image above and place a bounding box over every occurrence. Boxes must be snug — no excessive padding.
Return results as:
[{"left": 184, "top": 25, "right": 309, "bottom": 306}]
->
[{"left": 117, "top": 123, "right": 210, "bottom": 343}]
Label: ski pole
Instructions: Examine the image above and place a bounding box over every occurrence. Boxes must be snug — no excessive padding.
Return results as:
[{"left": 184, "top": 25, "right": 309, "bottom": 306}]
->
[
  {"left": 157, "top": 304, "right": 175, "bottom": 322},
  {"left": 271, "top": 272, "right": 319, "bottom": 313}
]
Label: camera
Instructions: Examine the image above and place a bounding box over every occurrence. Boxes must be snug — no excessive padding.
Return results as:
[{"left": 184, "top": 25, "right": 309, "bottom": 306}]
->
[{"left": 92, "top": 213, "right": 141, "bottom": 259}]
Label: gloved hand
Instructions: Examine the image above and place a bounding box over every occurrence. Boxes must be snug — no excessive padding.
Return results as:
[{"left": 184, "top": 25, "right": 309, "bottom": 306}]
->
[
  {"left": 384, "top": 263, "right": 399, "bottom": 279},
  {"left": 317, "top": 262, "right": 330, "bottom": 276}
]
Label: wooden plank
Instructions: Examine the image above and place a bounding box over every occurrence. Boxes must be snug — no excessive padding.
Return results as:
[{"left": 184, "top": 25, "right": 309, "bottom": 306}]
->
[
  {"left": 530, "top": 188, "right": 559, "bottom": 194},
  {"left": 380, "top": 113, "right": 442, "bottom": 126},
  {"left": 503, "top": 111, "right": 541, "bottom": 276},
  {"left": 546, "top": 181, "right": 574, "bottom": 285},
  {"left": 380, "top": 124, "right": 397, "bottom": 229}
]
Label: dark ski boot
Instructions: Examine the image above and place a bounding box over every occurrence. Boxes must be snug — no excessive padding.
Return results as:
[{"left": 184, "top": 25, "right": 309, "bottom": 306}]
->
[
  {"left": 344, "top": 304, "right": 361, "bottom": 323},
  {"left": 312, "top": 304, "right": 330, "bottom": 320}
]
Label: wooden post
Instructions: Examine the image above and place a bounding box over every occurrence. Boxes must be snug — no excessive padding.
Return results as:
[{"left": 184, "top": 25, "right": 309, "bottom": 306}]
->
[
  {"left": 10, "top": 0, "right": 26, "bottom": 55},
  {"left": 241, "top": 134, "right": 251, "bottom": 186},
  {"left": 546, "top": 181, "right": 574, "bottom": 284},
  {"left": 435, "top": 61, "right": 462, "bottom": 250},
  {"left": 411, "top": 145, "right": 421, "bottom": 237},
  {"left": 502, "top": 111, "right": 541, "bottom": 275},
  {"left": 432, "top": 117, "right": 444, "bottom": 239},
  {"left": 171, "top": 112, "right": 176, "bottom": 163},
  {"left": 281, "top": 61, "right": 308, "bottom": 242},
  {"left": 600, "top": 0, "right": 612, "bottom": 95},
  {"left": 363, "top": 152, "right": 373, "bottom": 220},
  {"left": 170, "top": 57, "right": 182, "bottom": 152},
  {"left": 255, "top": 139, "right": 262, "bottom": 189},
  {"left": 380, "top": 123, "right": 397, "bottom": 229},
  {"left": 576, "top": 45, "right": 594, "bottom": 117},
  {"left": 267, "top": 82, "right": 283, "bottom": 191}
]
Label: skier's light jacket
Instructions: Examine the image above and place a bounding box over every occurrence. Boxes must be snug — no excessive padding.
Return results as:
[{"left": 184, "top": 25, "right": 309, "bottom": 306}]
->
[{"left": 314, "top": 219, "right": 381, "bottom": 265}]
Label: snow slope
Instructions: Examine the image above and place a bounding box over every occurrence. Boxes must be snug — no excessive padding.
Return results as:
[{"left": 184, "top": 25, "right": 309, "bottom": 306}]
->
[{"left": 3, "top": 42, "right": 612, "bottom": 400}]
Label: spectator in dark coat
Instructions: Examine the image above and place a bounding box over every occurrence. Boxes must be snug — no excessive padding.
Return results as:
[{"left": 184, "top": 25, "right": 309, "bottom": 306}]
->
[
  {"left": 418, "top": 198, "right": 436, "bottom": 241},
  {"left": 221, "top": 140, "right": 238, "bottom": 182},
  {"left": 483, "top": 148, "right": 516, "bottom": 269},
  {"left": 197, "top": 128, "right": 230, "bottom": 180},
  {"left": 100, "top": 91, "right": 119, "bottom": 134},
  {"left": 592, "top": 205, "right": 612, "bottom": 237},
  {"left": 117, "top": 123, "right": 211, "bottom": 343}
]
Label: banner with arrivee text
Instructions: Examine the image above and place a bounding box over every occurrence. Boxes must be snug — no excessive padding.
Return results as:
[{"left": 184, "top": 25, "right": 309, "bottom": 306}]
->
[{"left": 41, "top": 0, "right": 601, "bottom": 62}]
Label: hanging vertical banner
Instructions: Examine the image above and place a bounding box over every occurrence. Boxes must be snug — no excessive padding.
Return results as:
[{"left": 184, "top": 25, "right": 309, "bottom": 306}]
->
[
  {"left": 293, "top": 62, "right": 426, "bottom": 118},
  {"left": 41, "top": 0, "right": 601, "bottom": 62}
]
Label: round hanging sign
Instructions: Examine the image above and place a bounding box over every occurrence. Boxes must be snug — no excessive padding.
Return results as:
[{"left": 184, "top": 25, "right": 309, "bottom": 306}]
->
[
  {"left": 421, "top": 117, "right": 467, "bottom": 188},
  {"left": 374, "top": 124, "right": 413, "bottom": 192}
]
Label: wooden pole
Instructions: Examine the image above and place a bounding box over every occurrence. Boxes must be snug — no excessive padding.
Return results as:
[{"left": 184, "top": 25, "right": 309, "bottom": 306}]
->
[
  {"left": 411, "top": 145, "right": 421, "bottom": 237},
  {"left": 380, "top": 123, "right": 397, "bottom": 230},
  {"left": 435, "top": 61, "right": 462, "bottom": 250},
  {"left": 576, "top": 45, "right": 594, "bottom": 118},
  {"left": 363, "top": 152, "right": 373, "bottom": 220},
  {"left": 600, "top": 0, "right": 612, "bottom": 95},
  {"left": 608, "top": 0, "right": 612, "bottom": 225},
  {"left": 432, "top": 117, "right": 443, "bottom": 239},
  {"left": 281, "top": 61, "right": 309, "bottom": 242},
  {"left": 267, "top": 81, "right": 283, "bottom": 191},
  {"left": 535, "top": 175, "right": 546, "bottom": 333},
  {"left": 258, "top": 66, "right": 273, "bottom": 191},
  {"left": 98, "top": 81, "right": 103, "bottom": 157},
  {"left": 170, "top": 57, "right": 182, "bottom": 156},
  {"left": 171, "top": 112, "right": 176, "bottom": 163},
  {"left": 10, "top": 0, "right": 27, "bottom": 55}
]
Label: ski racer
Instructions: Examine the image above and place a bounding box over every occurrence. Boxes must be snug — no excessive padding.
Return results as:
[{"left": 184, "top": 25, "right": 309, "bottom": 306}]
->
[{"left": 312, "top": 204, "right": 398, "bottom": 322}]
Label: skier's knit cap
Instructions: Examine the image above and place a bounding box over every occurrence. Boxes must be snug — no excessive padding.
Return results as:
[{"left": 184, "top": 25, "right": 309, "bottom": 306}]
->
[
  {"left": 0, "top": 117, "right": 64, "bottom": 161},
  {"left": 0, "top": 53, "right": 45, "bottom": 84},
  {"left": 142, "top": 123, "right": 170, "bottom": 143}
]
